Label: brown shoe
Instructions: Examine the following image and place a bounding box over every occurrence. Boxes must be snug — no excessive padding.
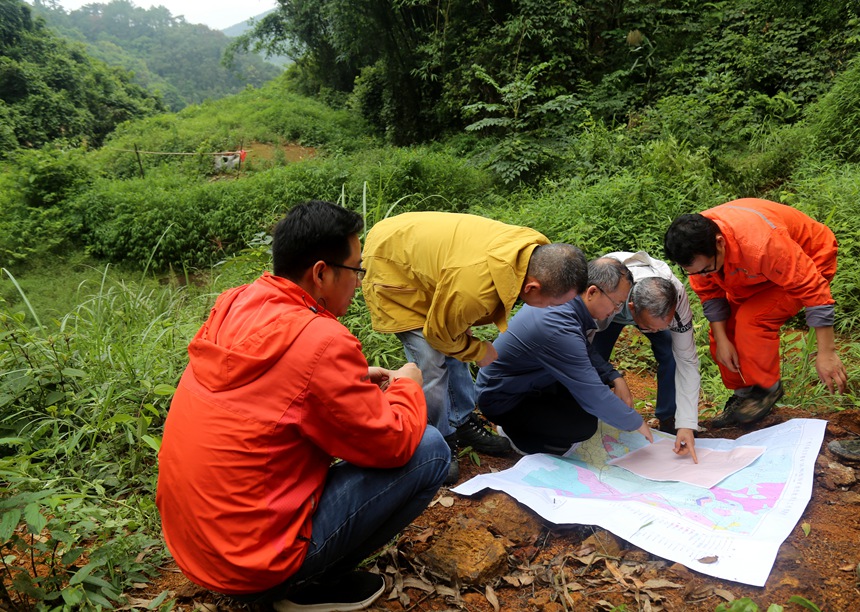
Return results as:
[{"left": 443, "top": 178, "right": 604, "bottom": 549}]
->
[{"left": 734, "top": 382, "right": 784, "bottom": 425}]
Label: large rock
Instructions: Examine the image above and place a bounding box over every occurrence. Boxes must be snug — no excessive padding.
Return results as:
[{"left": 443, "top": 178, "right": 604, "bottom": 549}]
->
[
  {"left": 420, "top": 517, "right": 508, "bottom": 585},
  {"left": 474, "top": 492, "right": 543, "bottom": 545}
]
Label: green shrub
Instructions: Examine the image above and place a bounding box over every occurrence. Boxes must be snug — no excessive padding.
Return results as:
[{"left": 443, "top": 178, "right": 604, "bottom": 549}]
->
[
  {"left": 0, "top": 272, "right": 200, "bottom": 608},
  {"left": 807, "top": 55, "right": 860, "bottom": 163},
  {"left": 474, "top": 137, "right": 732, "bottom": 258},
  {"left": 0, "top": 147, "right": 93, "bottom": 267},
  {"left": 769, "top": 161, "right": 860, "bottom": 332},
  {"left": 91, "top": 78, "right": 377, "bottom": 179},
  {"left": 75, "top": 147, "right": 496, "bottom": 271}
]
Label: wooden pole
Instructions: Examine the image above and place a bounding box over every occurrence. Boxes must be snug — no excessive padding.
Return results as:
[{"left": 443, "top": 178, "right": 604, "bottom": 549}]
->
[{"left": 134, "top": 144, "right": 145, "bottom": 178}]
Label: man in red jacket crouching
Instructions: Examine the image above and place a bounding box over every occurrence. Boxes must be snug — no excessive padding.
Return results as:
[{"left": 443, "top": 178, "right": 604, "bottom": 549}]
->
[{"left": 156, "top": 200, "right": 449, "bottom": 612}]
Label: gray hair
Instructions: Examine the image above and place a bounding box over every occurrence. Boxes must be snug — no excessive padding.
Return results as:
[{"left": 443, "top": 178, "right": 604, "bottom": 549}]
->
[
  {"left": 587, "top": 257, "right": 633, "bottom": 292},
  {"left": 630, "top": 277, "right": 677, "bottom": 319},
  {"left": 527, "top": 243, "right": 588, "bottom": 297}
]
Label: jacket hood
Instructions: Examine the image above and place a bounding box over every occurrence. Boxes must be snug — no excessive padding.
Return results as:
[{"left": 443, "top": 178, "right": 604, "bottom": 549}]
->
[{"left": 187, "top": 272, "right": 323, "bottom": 391}]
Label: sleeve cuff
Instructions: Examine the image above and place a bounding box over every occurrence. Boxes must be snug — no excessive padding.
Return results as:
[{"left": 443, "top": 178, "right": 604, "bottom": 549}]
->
[
  {"left": 806, "top": 304, "right": 835, "bottom": 328},
  {"left": 702, "top": 298, "right": 730, "bottom": 322}
]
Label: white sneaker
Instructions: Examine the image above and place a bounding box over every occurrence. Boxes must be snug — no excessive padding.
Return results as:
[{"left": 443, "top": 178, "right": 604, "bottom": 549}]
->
[
  {"left": 496, "top": 426, "right": 528, "bottom": 456},
  {"left": 562, "top": 442, "right": 583, "bottom": 458}
]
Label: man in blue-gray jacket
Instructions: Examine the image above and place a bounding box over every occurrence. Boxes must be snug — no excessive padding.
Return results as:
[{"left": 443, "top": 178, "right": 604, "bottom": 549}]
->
[{"left": 476, "top": 257, "right": 657, "bottom": 455}]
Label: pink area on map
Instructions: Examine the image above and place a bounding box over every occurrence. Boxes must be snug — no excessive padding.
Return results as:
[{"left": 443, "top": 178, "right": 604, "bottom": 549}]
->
[{"left": 607, "top": 439, "right": 766, "bottom": 488}]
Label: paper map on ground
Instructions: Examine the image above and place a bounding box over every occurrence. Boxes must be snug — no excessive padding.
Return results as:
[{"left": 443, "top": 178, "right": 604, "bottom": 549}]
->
[
  {"left": 607, "top": 438, "right": 766, "bottom": 488},
  {"left": 453, "top": 419, "right": 826, "bottom": 586}
]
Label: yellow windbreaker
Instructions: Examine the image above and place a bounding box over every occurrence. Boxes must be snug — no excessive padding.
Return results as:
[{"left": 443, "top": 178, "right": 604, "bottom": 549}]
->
[{"left": 362, "top": 212, "right": 549, "bottom": 362}]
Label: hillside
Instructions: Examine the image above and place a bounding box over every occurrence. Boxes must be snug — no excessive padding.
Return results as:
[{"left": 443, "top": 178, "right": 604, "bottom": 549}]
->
[{"left": 28, "top": 0, "right": 283, "bottom": 110}]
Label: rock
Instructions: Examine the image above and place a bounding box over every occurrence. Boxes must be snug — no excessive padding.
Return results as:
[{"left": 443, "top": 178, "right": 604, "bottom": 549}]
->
[
  {"left": 528, "top": 593, "right": 565, "bottom": 611},
  {"left": 580, "top": 530, "right": 622, "bottom": 558},
  {"left": 475, "top": 492, "right": 543, "bottom": 545},
  {"left": 838, "top": 490, "right": 860, "bottom": 505},
  {"left": 775, "top": 542, "right": 802, "bottom": 568},
  {"left": 826, "top": 460, "right": 857, "bottom": 487},
  {"left": 420, "top": 518, "right": 508, "bottom": 585}
]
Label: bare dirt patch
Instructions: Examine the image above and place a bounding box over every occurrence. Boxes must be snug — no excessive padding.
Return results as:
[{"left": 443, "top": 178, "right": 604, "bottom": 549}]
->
[
  {"left": 139, "top": 371, "right": 860, "bottom": 611},
  {"left": 244, "top": 142, "right": 316, "bottom": 164}
]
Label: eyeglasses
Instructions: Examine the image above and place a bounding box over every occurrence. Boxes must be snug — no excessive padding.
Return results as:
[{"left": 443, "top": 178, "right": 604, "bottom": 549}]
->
[
  {"left": 326, "top": 262, "right": 366, "bottom": 281},
  {"left": 681, "top": 254, "right": 718, "bottom": 277},
  {"left": 595, "top": 285, "right": 627, "bottom": 313}
]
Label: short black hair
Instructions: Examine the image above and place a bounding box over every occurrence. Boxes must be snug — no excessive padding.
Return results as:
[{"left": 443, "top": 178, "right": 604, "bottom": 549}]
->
[
  {"left": 664, "top": 213, "right": 720, "bottom": 267},
  {"left": 272, "top": 200, "right": 363, "bottom": 280}
]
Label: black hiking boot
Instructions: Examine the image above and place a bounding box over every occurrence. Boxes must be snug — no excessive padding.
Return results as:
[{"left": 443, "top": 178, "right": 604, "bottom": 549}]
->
[
  {"left": 734, "top": 382, "right": 784, "bottom": 425},
  {"left": 710, "top": 394, "right": 744, "bottom": 428},
  {"left": 443, "top": 433, "right": 460, "bottom": 485},
  {"left": 657, "top": 417, "right": 676, "bottom": 435},
  {"left": 454, "top": 413, "right": 511, "bottom": 456}
]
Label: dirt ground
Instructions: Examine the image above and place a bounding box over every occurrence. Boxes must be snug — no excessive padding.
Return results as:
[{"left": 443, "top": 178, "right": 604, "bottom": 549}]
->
[{"left": 137, "top": 371, "right": 860, "bottom": 612}]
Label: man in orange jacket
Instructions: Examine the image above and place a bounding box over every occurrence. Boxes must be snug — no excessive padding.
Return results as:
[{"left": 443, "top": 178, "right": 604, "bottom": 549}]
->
[
  {"left": 156, "top": 201, "right": 449, "bottom": 611},
  {"left": 664, "top": 198, "right": 848, "bottom": 427}
]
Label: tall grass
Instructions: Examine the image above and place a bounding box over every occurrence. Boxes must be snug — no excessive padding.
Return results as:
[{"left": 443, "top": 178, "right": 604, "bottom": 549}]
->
[{"left": 0, "top": 269, "right": 205, "bottom": 609}]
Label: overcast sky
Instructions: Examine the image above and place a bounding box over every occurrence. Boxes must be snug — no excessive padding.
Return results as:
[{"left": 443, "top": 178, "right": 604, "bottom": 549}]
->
[{"left": 54, "top": 0, "right": 278, "bottom": 31}]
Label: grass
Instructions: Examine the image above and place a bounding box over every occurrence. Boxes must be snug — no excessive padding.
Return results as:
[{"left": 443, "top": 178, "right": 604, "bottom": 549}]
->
[
  {"left": 0, "top": 253, "right": 126, "bottom": 325},
  {"left": 0, "top": 265, "right": 207, "bottom": 610},
  {"left": 2, "top": 93, "right": 860, "bottom": 610}
]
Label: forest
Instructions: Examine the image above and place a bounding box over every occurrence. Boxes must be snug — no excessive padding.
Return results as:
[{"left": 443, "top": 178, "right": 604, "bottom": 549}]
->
[{"left": 1, "top": 0, "right": 860, "bottom": 609}]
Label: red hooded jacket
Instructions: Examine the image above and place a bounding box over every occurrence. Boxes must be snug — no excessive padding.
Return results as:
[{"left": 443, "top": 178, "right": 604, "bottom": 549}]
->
[{"left": 156, "top": 272, "right": 427, "bottom": 594}]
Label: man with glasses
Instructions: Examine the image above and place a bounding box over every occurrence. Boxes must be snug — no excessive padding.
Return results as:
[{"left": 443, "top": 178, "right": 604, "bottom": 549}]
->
[
  {"left": 664, "top": 198, "right": 848, "bottom": 428},
  {"left": 590, "top": 251, "right": 701, "bottom": 455},
  {"left": 157, "top": 201, "right": 450, "bottom": 611},
  {"left": 362, "top": 212, "right": 588, "bottom": 483},
  {"left": 475, "top": 257, "right": 661, "bottom": 457}
]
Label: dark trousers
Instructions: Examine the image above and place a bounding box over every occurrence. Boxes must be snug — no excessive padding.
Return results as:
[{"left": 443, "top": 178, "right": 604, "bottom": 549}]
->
[
  {"left": 489, "top": 382, "right": 598, "bottom": 454},
  {"left": 591, "top": 321, "right": 677, "bottom": 422}
]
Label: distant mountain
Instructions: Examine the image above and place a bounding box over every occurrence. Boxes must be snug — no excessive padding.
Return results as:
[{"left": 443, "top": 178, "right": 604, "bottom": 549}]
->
[
  {"left": 29, "top": 0, "right": 284, "bottom": 111},
  {"left": 222, "top": 8, "right": 291, "bottom": 68},
  {"left": 222, "top": 9, "right": 277, "bottom": 37}
]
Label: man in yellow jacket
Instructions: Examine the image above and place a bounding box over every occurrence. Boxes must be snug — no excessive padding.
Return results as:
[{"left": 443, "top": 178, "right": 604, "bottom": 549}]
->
[{"left": 363, "top": 212, "right": 588, "bottom": 482}]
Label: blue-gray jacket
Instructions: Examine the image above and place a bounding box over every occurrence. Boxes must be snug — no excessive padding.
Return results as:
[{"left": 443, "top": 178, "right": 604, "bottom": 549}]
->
[{"left": 476, "top": 297, "right": 644, "bottom": 432}]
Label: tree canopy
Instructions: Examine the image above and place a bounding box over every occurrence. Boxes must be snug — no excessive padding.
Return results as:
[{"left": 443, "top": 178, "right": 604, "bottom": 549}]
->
[
  {"left": 0, "top": 0, "right": 162, "bottom": 152},
  {"left": 232, "top": 0, "right": 859, "bottom": 144}
]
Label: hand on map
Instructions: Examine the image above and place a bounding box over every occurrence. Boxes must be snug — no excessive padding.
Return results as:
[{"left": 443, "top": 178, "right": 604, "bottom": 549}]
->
[
  {"left": 673, "top": 428, "right": 698, "bottom": 463},
  {"left": 636, "top": 421, "right": 654, "bottom": 443}
]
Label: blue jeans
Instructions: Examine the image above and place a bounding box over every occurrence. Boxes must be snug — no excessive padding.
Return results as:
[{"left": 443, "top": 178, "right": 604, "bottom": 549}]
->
[
  {"left": 591, "top": 322, "right": 677, "bottom": 421},
  {"left": 239, "top": 426, "right": 449, "bottom": 603},
  {"left": 396, "top": 330, "right": 477, "bottom": 438}
]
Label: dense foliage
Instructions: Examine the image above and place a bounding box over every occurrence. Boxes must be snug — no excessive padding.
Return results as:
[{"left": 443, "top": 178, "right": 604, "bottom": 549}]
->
[
  {"left": 233, "top": 0, "right": 860, "bottom": 144},
  {"left": 0, "top": 0, "right": 162, "bottom": 151},
  {"left": 30, "top": 0, "right": 283, "bottom": 111},
  {"left": 2, "top": 0, "right": 860, "bottom": 608}
]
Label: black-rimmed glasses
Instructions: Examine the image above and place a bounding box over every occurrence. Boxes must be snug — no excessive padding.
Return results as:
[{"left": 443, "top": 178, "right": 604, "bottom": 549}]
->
[
  {"left": 681, "top": 254, "right": 717, "bottom": 277},
  {"left": 325, "top": 262, "right": 367, "bottom": 281}
]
